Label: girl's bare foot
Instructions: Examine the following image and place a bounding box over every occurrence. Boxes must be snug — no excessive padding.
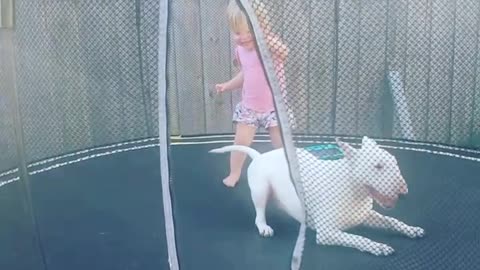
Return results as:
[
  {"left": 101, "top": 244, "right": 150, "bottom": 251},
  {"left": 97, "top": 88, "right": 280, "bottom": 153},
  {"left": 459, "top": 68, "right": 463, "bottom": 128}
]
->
[{"left": 223, "top": 174, "right": 240, "bottom": 187}]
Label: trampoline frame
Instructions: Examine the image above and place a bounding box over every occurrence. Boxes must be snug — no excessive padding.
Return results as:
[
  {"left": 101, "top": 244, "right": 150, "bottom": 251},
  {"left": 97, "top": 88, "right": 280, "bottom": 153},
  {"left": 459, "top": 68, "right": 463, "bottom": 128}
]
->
[{"left": 1, "top": 133, "right": 479, "bottom": 269}]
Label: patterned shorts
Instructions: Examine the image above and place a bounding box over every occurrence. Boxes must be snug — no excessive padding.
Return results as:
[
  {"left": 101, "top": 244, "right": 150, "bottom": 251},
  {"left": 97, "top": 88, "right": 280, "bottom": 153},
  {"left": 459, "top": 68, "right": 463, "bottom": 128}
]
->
[{"left": 233, "top": 103, "right": 278, "bottom": 129}]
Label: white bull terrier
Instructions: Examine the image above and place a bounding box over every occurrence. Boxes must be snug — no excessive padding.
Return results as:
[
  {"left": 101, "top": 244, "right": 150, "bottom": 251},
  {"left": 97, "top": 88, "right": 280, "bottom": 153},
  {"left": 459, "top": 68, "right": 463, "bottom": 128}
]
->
[{"left": 209, "top": 136, "right": 425, "bottom": 256}]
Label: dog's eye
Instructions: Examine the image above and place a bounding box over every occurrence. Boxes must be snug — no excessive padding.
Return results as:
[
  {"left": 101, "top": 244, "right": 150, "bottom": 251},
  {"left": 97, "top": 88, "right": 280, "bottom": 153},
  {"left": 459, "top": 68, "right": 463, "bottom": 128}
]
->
[{"left": 374, "top": 164, "right": 383, "bottom": 170}]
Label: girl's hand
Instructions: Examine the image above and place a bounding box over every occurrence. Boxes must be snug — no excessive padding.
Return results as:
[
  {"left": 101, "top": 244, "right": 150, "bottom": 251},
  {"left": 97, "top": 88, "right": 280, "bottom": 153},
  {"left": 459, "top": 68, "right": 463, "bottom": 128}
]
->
[
  {"left": 215, "top": 72, "right": 244, "bottom": 93},
  {"left": 215, "top": 83, "right": 229, "bottom": 93}
]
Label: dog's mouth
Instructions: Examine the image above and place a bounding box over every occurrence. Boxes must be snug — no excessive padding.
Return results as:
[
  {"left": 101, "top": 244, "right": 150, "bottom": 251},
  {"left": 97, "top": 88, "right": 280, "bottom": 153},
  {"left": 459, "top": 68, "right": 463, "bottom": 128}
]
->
[{"left": 365, "top": 185, "right": 398, "bottom": 209}]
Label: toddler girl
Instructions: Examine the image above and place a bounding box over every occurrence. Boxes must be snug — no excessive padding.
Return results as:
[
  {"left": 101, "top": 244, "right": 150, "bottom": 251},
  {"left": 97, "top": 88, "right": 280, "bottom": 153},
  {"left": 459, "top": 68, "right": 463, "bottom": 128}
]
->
[{"left": 215, "top": 0, "right": 289, "bottom": 187}]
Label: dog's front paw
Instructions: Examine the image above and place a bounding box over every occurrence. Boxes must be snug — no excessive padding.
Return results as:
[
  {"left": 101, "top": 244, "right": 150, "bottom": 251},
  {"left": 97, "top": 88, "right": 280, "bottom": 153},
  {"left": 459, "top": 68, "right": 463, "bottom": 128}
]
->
[
  {"left": 256, "top": 224, "right": 274, "bottom": 237},
  {"left": 405, "top": 226, "right": 425, "bottom": 238},
  {"left": 365, "top": 242, "right": 395, "bottom": 256}
]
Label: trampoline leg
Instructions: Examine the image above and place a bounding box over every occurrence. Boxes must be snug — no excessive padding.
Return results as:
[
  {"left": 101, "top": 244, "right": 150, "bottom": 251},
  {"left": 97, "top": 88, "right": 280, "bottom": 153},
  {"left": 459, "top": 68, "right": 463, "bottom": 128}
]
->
[{"left": 363, "top": 211, "right": 425, "bottom": 239}]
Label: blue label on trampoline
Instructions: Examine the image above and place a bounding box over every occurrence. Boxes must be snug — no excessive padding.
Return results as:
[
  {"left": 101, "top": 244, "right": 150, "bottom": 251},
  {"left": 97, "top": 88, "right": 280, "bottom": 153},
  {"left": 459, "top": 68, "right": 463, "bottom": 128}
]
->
[{"left": 302, "top": 144, "right": 344, "bottom": 160}]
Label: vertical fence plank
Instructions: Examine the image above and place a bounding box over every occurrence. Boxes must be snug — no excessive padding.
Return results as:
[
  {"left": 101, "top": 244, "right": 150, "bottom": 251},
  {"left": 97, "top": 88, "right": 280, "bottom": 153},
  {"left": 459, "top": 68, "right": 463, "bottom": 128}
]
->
[
  {"left": 474, "top": 55, "right": 480, "bottom": 145},
  {"left": 427, "top": 0, "right": 455, "bottom": 144},
  {"left": 45, "top": 1, "right": 93, "bottom": 152},
  {"left": 307, "top": 0, "right": 336, "bottom": 135},
  {"left": 335, "top": 0, "right": 360, "bottom": 135},
  {"left": 112, "top": 0, "right": 150, "bottom": 140},
  {"left": 356, "top": 0, "right": 387, "bottom": 137},
  {"left": 167, "top": 21, "right": 180, "bottom": 136},
  {"left": 281, "top": 0, "right": 310, "bottom": 134},
  {"left": 473, "top": 7, "right": 480, "bottom": 146},
  {"left": 77, "top": 2, "right": 136, "bottom": 146},
  {"left": 14, "top": 1, "right": 65, "bottom": 161},
  {"left": 386, "top": 0, "right": 408, "bottom": 139},
  {"left": 138, "top": 0, "right": 163, "bottom": 137},
  {"left": 200, "top": 0, "right": 235, "bottom": 134},
  {"left": 400, "top": 0, "right": 432, "bottom": 141},
  {"left": 171, "top": 0, "right": 205, "bottom": 135},
  {"left": 0, "top": 31, "right": 18, "bottom": 171}
]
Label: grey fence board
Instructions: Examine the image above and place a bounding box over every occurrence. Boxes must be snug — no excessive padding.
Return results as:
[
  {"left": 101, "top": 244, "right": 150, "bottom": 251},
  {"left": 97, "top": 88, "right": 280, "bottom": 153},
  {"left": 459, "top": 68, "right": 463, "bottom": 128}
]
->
[
  {"left": 170, "top": 0, "right": 206, "bottom": 135},
  {"left": 403, "top": 0, "right": 431, "bottom": 141},
  {"left": 167, "top": 23, "right": 180, "bottom": 136},
  {"left": 306, "top": 0, "right": 336, "bottom": 135},
  {"left": 335, "top": 0, "right": 362, "bottom": 135},
  {"left": 427, "top": 0, "right": 456, "bottom": 143},
  {"left": 286, "top": 1, "right": 311, "bottom": 133},
  {"left": 15, "top": 0, "right": 65, "bottom": 162},
  {"left": 474, "top": 32, "right": 480, "bottom": 146},
  {"left": 200, "top": 0, "right": 236, "bottom": 134},
  {"left": 387, "top": 0, "right": 408, "bottom": 139},
  {"left": 0, "top": 30, "right": 19, "bottom": 173},
  {"left": 355, "top": 0, "right": 387, "bottom": 137},
  {"left": 45, "top": 1, "right": 92, "bottom": 152}
]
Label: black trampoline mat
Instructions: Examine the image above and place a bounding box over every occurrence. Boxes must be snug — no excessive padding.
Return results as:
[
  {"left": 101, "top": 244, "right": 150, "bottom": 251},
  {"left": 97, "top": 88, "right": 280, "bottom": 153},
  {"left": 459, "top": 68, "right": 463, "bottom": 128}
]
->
[
  {"left": 0, "top": 147, "right": 169, "bottom": 270},
  {"left": 171, "top": 141, "right": 480, "bottom": 270},
  {"left": 0, "top": 139, "right": 479, "bottom": 270}
]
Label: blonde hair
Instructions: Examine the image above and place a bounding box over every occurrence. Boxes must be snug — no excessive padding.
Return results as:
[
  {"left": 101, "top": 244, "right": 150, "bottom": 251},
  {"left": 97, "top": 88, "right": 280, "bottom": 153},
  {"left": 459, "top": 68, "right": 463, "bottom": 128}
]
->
[
  {"left": 227, "top": 0, "right": 271, "bottom": 32},
  {"left": 227, "top": 0, "right": 250, "bottom": 32}
]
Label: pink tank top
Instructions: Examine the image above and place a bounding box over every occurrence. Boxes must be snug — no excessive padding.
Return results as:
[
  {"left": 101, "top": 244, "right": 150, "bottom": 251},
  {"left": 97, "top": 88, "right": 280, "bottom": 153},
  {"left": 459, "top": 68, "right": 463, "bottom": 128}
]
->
[{"left": 235, "top": 46, "right": 285, "bottom": 113}]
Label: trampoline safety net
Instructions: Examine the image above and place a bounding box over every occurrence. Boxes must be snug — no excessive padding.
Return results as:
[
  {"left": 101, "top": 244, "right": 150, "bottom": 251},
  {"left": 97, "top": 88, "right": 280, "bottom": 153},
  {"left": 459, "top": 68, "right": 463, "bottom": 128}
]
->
[
  {"left": 229, "top": 0, "right": 480, "bottom": 269},
  {"left": 0, "top": 0, "right": 479, "bottom": 270}
]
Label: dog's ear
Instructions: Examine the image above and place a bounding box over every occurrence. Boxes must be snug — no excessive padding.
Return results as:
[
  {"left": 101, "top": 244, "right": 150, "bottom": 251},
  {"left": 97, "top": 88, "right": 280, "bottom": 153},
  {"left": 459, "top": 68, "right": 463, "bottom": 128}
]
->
[
  {"left": 336, "top": 138, "right": 356, "bottom": 160},
  {"left": 361, "top": 136, "right": 377, "bottom": 149}
]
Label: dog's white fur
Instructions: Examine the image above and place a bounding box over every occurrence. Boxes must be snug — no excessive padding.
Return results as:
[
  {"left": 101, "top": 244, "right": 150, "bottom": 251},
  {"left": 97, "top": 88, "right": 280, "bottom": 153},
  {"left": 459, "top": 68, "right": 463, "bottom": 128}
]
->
[{"left": 210, "top": 136, "right": 424, "bottom": 256}]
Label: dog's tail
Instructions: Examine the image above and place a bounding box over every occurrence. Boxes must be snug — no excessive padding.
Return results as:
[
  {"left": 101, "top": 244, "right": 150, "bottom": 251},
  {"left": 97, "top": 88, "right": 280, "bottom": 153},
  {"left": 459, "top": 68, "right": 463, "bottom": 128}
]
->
[{"left": 209, "top": 145, "right": 261, "bottom": 160}]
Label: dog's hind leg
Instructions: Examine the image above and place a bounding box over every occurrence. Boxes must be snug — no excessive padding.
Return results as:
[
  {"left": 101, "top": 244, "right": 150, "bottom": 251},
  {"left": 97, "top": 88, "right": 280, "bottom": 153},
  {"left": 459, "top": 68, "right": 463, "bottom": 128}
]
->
[
  {"left": 315, "top": 228, "right": 395, "bottom": 256},
  {"left": 270, "top": 179, "right": 305, "bottom": 223},
  {"left": 363, "top": 210, "right": 425, "bottom": 238},
  {"left": 249, "top": 174, "right": 274, "bottom": 237}
]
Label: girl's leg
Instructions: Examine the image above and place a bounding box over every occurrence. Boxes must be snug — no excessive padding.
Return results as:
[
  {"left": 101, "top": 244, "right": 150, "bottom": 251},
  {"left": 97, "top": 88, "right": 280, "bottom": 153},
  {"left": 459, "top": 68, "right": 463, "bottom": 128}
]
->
[
  {"left": 268, "top": 125, "right": 283, "bottom": 149},
  {"left": 223, "top": 123, "right": 257, "bottom": 187}
]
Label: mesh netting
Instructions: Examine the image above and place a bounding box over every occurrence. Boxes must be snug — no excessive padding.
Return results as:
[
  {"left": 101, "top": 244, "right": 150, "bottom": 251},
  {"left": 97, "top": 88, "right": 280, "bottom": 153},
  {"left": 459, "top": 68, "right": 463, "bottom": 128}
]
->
[
  {"left": 240, "top": 0, "right": 480, "bottom": 267},
  {"left": 12, "top": 0, "right": 161, "bottom": 164},
  {"left": 1, "top": 1, "right": 171, "bottom": 269},
  {"left": 1, "top": 0, "right": 480, "bottom": 268},
  {"left": 242, "top": 0, "right": 480, "bottom": 146},
  {"left": 386, "top": 0, "right": 480, "bottom": 145}
]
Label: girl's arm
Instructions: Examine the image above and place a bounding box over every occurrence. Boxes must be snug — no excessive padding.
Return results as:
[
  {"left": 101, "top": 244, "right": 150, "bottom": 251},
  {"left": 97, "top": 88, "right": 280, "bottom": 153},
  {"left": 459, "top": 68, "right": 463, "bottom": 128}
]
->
[
  {"left": 255, "top": 7, "right": 288, "bottom": 60},
  {"left": 265, "top": 34, "right": 288, "bottom": 60},
  {"left": 216, "top": 71, "right": 244, "bottom": 92},
  {"left": 227, "top": 71, "right": 244, "bottom": 90}
]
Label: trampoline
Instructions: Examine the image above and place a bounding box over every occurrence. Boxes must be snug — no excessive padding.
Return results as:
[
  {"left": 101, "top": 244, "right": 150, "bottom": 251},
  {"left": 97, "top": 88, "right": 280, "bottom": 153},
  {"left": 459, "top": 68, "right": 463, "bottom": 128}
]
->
[
  {"left": 1, "top": 0, "right": 480, "bottom": 269},
  {"left": 1, "top": 135, "right": 479, "bottom": 270}
]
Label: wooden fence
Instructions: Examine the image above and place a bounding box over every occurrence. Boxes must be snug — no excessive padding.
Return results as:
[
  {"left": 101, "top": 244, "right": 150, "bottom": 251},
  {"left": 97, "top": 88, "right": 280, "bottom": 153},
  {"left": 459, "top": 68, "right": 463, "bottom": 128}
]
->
[{"left": 167, "top": 0, "right": 480, "bottom": 147}]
